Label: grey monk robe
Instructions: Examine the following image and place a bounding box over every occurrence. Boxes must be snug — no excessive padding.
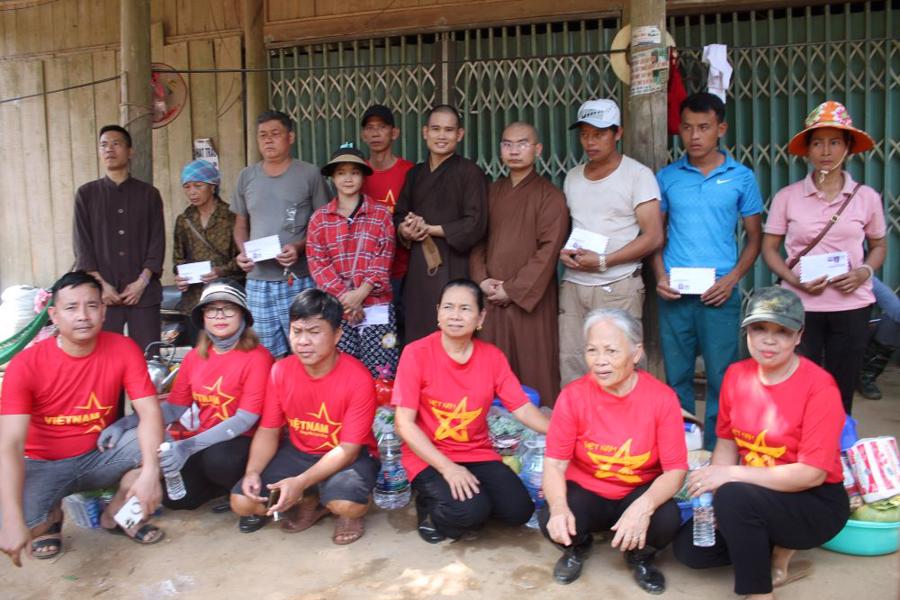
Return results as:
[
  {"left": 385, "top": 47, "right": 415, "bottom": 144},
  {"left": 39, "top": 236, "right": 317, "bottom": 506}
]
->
[
  {"left": 469, "top": 171, "right": 569, "bottom": 406},
  {"left": 395, "top": 154, "right": 488, "bottom": 342}
]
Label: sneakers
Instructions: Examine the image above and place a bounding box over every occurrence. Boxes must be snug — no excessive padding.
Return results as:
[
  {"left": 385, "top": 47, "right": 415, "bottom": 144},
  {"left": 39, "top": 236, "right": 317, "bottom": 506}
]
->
[{"left": 553, "top": 537, "right": 593, "bottom": 584}]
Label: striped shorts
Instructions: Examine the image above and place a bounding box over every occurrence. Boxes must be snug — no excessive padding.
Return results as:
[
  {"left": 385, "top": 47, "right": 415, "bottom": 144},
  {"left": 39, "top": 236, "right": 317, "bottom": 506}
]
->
[{"left": 246, "top": 276, "right": 314, "bottom": 358}]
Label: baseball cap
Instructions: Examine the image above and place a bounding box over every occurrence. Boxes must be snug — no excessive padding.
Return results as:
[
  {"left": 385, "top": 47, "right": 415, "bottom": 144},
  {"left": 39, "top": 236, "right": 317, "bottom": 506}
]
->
[
  {"left": 361, "top": 104, "right": 395, "bottom": 127},
  {"left": 191, "top": 279, "right": 253, "bottom": 328},
  {"left": 569, "top": 99, "right": 621, "bottom": 130},
  {"left": 741, "top": 287, "right": 805, "bottom": 332}
]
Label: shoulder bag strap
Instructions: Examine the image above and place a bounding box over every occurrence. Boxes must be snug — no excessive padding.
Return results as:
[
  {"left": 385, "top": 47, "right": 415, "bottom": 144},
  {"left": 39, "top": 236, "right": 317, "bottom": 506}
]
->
[{"left": 785, "top": 182, "right": 862, "bottom": 270}]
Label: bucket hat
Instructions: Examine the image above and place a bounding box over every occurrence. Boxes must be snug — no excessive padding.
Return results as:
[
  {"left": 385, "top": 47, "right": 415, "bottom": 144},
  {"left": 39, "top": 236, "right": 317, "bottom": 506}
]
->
[
  {"left": 191, "top": 279, "right": 252, "bottom": 329},
  {"left": 321, "top": 144, "right": 373, "bottom": 177}
]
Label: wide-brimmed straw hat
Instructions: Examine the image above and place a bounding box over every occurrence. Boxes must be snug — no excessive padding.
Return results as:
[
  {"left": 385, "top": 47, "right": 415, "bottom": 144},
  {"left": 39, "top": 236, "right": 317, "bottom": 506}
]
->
[
  {"left": 787, "top": 100, "right": 875, "bottom": 157},
  {"left": 321, "top": 144, "right": 373, "bottom": 177}
]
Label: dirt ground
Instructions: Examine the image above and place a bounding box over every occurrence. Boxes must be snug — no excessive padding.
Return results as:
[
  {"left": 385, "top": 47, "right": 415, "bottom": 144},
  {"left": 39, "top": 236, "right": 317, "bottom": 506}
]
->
[{"left": 3, "top": 367, "right": 899, "bottom": 600}]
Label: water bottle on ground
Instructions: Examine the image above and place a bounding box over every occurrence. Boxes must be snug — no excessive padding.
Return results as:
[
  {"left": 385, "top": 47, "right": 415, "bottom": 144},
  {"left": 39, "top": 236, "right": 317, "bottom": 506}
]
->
[
  {"left": 158, "top": 442, "right": 187, "bottom": 501},
  {"left": 374, "top": 424, "right": 411, "bottom": 510},
  {"left": 692, "top": 492, "right": 716, "bottom": 547},
  {"left": 518, "top": 437, "right": 546, "bottom": 529}
]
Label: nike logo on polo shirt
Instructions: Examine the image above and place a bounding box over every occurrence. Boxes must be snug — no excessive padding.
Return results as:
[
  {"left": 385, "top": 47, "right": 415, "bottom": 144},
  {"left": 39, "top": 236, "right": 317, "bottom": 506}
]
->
[{"left": 716, "top": 178, "right": 733, "bottom": 184}]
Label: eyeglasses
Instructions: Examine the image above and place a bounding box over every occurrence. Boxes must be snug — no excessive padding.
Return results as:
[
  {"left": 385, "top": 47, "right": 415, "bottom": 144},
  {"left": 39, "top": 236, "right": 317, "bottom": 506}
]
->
[
  {"left": 500, "top": 141, "right": 534, "bottom": 151},
  {"left": 203, "top": 305, "right": 238, "bottom": 319}
]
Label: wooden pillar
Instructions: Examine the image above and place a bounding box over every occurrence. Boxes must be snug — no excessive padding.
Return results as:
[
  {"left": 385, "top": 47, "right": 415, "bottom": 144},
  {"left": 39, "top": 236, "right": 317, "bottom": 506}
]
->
[
  {"left": 243, "top": 0, "right": 268, "bottom": 164},
  {"left": 623, "top": 0, "right": 667, "bottom": 377},
  {"left": 120, "top": 0, "right": 152, "bottom": 183}
]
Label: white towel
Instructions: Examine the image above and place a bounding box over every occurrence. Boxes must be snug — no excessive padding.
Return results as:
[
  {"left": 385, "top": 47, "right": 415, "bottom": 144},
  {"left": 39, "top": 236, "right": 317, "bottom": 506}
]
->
[{"left": 701, "top": 44, "right": 732, "bottom": 103}]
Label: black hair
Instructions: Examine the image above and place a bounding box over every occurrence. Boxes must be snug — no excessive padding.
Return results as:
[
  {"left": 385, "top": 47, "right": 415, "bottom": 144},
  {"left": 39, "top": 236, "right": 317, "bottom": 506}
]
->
[
  {"left": 288, "top": 288, "right": 343, "bottom": 329},
  {"left": 426, "top": 104, "right": 462, "bottom": 128},
  {"left": 439, "top": 278, "right": 484, "bottom": 311},
  {"left": 805, "top": 129, "right": 853, "bottom": 151},
  {"left": 51, "top": 271, "right": 102, "bottom": 302},
  {"left": 578, "top": 122, "right": 619, "bottom": 135},
  {"left": 680, "top": 92, "right": 726, "bottom": 124},
  {"left": 98, "top": 124, "right": 132, "bottom": 147},
  {"left": 256, "top": 110, "right": 294, "bottom": 132}
]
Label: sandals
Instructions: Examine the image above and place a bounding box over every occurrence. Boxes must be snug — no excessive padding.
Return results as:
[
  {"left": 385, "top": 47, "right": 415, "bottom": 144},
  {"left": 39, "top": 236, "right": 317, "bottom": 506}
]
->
[
  {"left": 332, "top": 516, "right": 365, "bottom": 545},
  {"left": 106, "top": 523, "right": 165, "bottom": 545},
  {"left": 239, "top": 514, "right": 268, "bottom": 533},
  {"left": 772, "top": 558, "right": 814, "bottom": 588},
  {"left": 31, "top": 520, "right": 63, "bottom": 560},
  {"left": 280, "top": 504, "right": 330, "bottom": 534}
]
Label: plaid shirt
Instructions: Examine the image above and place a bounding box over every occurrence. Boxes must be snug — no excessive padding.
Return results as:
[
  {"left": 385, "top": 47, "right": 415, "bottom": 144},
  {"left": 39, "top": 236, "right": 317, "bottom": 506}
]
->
[{"left": 307, "top": 195, "right": 395, "bottom": 305}]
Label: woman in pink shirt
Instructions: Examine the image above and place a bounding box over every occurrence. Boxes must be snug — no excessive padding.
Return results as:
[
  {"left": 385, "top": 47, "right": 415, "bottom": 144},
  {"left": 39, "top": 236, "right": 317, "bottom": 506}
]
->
[{"left": 762, "top": 101, "right": 886, "bottom": 413}]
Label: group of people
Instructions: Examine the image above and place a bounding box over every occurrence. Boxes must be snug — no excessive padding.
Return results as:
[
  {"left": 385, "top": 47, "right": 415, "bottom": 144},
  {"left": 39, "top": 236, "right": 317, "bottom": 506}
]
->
[{"left": 0, "top": 91, "right": 889, "bottom": 600}]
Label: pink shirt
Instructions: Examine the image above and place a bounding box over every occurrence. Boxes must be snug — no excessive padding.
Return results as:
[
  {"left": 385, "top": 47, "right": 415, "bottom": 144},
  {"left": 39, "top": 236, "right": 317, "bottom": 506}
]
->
[{"left": 765, "top": 172, "right": 886, "bottom": 312}]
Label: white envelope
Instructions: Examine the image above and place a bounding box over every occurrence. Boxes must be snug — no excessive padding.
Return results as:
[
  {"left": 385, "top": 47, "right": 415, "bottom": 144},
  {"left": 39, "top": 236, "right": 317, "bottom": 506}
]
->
[
  {"left": 243, "top": 235, "right": 282, "bottom": 262},
  {"left": 113, "top": 495, "right": 144, "bottom": 530},
  {"left": 799, "top": 252, "right": 849, "bottom": 283},
  {"left": 669, "top": 267, "right": 716, "bottom": 295},
  {"left": 176, "top": 261, "right": 212, "bottom": 284},
  {"left": 564, "top": 227, "right": 609, "bottom": 255},
  {"left": 358, "top": 304, "right": 390, "bottom": 328}
]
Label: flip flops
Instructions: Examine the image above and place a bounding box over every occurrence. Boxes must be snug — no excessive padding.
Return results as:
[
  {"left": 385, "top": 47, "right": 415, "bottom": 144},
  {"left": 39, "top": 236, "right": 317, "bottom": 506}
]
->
[
  {"left": 31, "top": 520, "right": 63, "bottom": 559},
  {"left": 772, "top": 558, "right": 814, "bottom": 588},
  {"left": 280, "top": 504, "right": 330, "bottom": 534},
  {"left": 332, "top": 516, "right": 365, "bottom": 545},
  {"left": 106, "top": 523, "right": 165, "bottom": 545}
]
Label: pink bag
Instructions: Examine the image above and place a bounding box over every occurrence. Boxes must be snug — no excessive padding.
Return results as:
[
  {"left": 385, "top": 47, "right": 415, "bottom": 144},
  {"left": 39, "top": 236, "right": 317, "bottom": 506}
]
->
[{"left": 846, "top": 437, "right": 900, "bottom": 503}]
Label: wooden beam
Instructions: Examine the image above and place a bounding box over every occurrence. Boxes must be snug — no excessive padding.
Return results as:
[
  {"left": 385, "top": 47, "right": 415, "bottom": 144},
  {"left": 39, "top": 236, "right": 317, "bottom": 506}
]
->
[
  {"left": 666, "top": 0, "right": 866, "bottom": 17},
  {"left": 120, "top": 0, "right": 153, "bottom": 183},
  {"left": 623, "top": 0, "right": 667, "bottom": 378},
  {"left": 243, "top": 0, "right": 266, "bottom": 164}
]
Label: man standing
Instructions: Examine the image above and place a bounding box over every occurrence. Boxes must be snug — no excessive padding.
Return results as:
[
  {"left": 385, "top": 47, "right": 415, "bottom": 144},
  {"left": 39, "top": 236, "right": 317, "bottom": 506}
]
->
[
  {"left": 73, "top": 125, "right": 165, "bottom": 354},
  {"left": 470, "top": 122, "right": 569, "bottom": 406},
  {"left": 0, "top": 272, "right": 165, "bottom": 566},
  {"left": 360, "top": 104, "right": 415, "bottom": 342},
  {"left": 394, "top": 105, "right": 488, "bottom": 342},
  {"left": 558, "top": 100, "right": 663, "bottom": 387},
  {"left": 232, "top": 110, "right": 330, "bottom": 358},
  {"left": 654, "top": 93, "right": 763, "bottom": 450},
  {"left": 230, "top": 289, "right": 378, "bottom": 545}
]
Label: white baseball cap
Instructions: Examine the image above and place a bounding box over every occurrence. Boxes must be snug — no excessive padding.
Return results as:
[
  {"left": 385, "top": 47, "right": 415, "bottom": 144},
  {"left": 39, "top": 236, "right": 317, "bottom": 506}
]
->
[{"left": 569, "top": 99, "right": 621, "bottom": 130}]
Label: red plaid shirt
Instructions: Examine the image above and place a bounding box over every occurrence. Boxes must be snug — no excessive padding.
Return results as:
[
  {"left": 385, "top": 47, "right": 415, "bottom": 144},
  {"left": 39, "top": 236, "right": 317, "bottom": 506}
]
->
[{"left": 307, "top": 195, "right": 395, "bottom": 306}]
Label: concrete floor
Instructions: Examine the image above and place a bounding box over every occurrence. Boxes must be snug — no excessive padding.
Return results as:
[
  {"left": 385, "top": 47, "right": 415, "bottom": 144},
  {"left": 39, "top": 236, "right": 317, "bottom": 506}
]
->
[{"left": 4, "top": 367, "right": 899, "bottom": 600}]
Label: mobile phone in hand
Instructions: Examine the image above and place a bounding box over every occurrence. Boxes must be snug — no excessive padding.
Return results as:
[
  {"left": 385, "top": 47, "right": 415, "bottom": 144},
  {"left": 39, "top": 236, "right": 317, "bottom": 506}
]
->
[{"left": 266, "top": 488, "right": 281, "bottom": 521}]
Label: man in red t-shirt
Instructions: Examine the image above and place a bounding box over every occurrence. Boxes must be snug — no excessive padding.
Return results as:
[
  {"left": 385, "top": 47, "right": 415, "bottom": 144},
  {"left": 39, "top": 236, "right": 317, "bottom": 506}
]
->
[
  {"left": 0, "top": 272, "right": 165, "bottom": 566},
  {"left": 360, "top": 104, "right": 414, "bottom": 344},
  {"left": 230, "top": 288, "right": 378, "bottom": 545}
]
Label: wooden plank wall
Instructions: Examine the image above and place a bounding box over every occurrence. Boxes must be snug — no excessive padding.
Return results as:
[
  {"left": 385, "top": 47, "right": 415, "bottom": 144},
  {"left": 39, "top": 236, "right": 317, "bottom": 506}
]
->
[{"left": 0, "top": 36, "right": 244, "bottom": 290}]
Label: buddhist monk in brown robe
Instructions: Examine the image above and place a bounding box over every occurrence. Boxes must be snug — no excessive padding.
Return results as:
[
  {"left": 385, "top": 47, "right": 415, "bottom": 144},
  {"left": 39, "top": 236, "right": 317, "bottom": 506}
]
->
[
  {"left": 470, "top": 122, "right": 569, "bottom": 406},
  {"left": 395, "top": 105, "right": 488, "bottom": 343}
]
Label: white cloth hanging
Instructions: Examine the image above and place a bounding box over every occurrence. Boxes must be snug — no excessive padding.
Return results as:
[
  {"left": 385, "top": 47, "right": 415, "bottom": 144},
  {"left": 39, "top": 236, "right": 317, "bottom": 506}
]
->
[{"left": 701, "top": 44, "right": 732, "bottom": 103}]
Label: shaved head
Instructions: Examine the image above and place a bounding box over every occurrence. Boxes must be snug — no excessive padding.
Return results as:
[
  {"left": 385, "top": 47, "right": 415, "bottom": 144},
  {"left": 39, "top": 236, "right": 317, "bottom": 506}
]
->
[{"left": 502, "top": 121, "right": 540, "bottom": 143}]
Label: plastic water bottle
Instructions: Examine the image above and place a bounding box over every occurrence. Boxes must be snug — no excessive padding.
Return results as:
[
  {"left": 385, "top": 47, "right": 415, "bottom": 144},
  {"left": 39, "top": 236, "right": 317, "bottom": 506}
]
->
[
  {"left": 692, "top": 492, "right": 716, "bottom": 547},
  {"left": 518, "top": 437, "right": 546, "bottom": 529},
  {"left": 159, "top": 442, "right": 187, "bottom": 500},
  {"left": 373, "top": 424, "right": 411, "bottom": 509}
]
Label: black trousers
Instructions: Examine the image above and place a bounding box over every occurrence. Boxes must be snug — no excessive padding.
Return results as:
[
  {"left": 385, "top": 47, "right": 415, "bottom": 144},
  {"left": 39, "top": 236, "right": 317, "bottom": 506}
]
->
[
  {"left": 538, "top": 481, "right": 681, "bottom": 553},
  {"left": 798, "top": 305, "right": 872, "bottom": 414},
  {"left": 673, "top": 482, "right": 848, "bottom": 595},
  {"left": 411, "top": 461, "right": 534, "bottom": 539},
  {"left": 163, "top": 436, "right": 252, "bottom": 510}
]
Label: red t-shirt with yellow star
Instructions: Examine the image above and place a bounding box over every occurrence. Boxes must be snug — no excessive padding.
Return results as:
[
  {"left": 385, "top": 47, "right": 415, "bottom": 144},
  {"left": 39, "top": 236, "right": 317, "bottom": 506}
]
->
[
  {"left": 260, "top": 352, "right": 378, "bottom": 456},
  {"left": 392, "top": 332, "right": 529, "bottom": 481},
  {"left": 168, "top": 344, "right": 273, "bottom": 436},
  {"left": 546, "top": 371, "right": 688, "bottom": 500},
  {"left": 0, "top": 333, "right": 156, "bottom": 460},
  {"left": 362, "top": 157, "right": 414, "bottom": 279},
  {"left": 716, "top": 357, "right": 843, "bottom": 483}
]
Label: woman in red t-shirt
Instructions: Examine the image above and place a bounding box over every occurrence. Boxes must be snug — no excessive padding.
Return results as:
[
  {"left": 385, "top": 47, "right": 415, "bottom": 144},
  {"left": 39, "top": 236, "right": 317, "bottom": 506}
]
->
[
  {"left": 674, "top": 287, "right": 849, "bottom": 600},
  {"left": 541, "top": 308, "right": 687, "bottom": 593},
  {"left": 157, "top": 280, "right": 273, "bottom": 511},
  {"left": 393, "top": 279, "right": 549, "bottom": 544}
]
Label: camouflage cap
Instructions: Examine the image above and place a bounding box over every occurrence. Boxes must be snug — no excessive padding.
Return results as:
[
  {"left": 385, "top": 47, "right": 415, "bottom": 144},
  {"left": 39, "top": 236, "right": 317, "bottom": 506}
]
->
[{"left": 741, "top": 286, "right": 805, "bottom": 331}]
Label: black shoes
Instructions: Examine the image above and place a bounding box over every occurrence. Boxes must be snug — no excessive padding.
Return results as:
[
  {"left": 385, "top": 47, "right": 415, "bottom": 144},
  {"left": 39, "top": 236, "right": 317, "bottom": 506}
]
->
[
  {"left": 238, "top": 514, "right": 268, "bottom": 533},
  {"left": 626, "top": 550, "right": 666, "bottom": 595},
  {"left": 553, "top": 537, "right": 593, "bottom": 584},
  {"left": 417, "top": 514, "right": 447, "bottom": 544}
]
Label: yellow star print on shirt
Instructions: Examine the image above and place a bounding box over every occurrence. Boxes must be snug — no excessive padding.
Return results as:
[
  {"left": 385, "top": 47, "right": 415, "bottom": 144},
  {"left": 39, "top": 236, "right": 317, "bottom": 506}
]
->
[
  {"left": 74, "top": 392, "right": 114, "bottom": 434},
  {"left": 306, "top": 403, "right": 343, "bottom": 450},
  {"left": 193, "top": 376, "right": 236, "bottom": 422},
  {"left": 587, "top": 439, "right": 651, "bottom": 484},
  {"left": 432, "top": 397, "right": 482, "bottom": 443},
  {"left": 735, "top": 430, "right": 786, "bottom": 467}
]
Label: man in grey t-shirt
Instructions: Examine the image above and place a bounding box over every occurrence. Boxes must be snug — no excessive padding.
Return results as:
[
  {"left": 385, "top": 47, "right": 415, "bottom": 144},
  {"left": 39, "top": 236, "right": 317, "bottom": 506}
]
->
[{"left": 232, "top": 110, "right": 329, "bottom": 357}]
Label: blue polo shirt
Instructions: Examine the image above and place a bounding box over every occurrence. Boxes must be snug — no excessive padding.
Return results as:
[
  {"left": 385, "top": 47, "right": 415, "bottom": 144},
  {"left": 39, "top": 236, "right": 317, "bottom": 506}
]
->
[{"left": 657, "top": 152, "right": 762, "bottom": 277}]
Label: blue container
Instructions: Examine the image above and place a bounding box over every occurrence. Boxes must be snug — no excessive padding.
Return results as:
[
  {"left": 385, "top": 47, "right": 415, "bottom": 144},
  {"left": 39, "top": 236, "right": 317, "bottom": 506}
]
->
[
  {"left": 677, "top": 500, "right": 693, "bottom": 525},
  {"left": 493, "top": 385, "right": 540, "bottom": 408},
  {"left": 821, "top": 519, "right": 899, "bottom": 556}
]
